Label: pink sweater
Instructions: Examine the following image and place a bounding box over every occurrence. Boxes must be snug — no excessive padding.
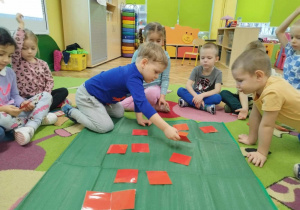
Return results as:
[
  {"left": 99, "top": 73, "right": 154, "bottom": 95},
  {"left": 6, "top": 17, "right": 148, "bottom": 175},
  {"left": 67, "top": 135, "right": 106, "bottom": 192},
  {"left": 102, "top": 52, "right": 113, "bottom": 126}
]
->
[{"left": 12, "top": 28, "right": 54, "bottom": 98}]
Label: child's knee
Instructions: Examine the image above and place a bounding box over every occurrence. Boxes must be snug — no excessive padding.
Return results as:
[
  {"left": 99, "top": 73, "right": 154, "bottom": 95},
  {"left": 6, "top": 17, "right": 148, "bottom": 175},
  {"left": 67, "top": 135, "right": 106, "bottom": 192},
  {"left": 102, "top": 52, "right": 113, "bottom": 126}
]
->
[
  {"left": 220, "top": 90, "right": 230, "bottom": 98},
  {"left": 94, "top": 122, "right": 114, "bottom": 133},
  {"left": 177, "top": 87, "right": 185, "bottom": 96},
  {"left": 215, "top": 94, "right": 222, "bottom": 104}
]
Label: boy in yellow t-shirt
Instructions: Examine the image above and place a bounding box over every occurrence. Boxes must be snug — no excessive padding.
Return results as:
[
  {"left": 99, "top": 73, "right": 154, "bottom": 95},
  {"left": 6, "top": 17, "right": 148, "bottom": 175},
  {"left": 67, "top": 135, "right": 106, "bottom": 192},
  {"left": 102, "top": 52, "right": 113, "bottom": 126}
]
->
[{"left": 231, "top": 49, "right": 300, "bottom": 168}]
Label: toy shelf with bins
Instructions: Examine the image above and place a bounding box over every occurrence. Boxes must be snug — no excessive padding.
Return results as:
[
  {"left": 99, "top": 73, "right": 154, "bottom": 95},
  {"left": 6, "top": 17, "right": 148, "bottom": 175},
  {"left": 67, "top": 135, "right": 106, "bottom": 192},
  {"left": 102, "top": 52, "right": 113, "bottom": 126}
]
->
[{"left": 217, "top": 27, "right": 260, "bottom": 68}]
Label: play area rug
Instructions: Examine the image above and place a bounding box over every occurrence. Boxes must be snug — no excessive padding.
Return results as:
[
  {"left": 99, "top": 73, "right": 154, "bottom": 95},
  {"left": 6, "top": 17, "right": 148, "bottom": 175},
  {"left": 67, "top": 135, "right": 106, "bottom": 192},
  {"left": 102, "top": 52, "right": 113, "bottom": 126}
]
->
[{"left": 1, "top": 77, "right": 299, "bottom": 210}]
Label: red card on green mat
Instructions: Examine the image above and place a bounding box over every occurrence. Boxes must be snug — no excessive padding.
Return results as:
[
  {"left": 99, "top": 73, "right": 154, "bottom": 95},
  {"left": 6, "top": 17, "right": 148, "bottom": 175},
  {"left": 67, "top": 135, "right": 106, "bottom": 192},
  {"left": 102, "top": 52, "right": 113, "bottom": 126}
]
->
[
  {"left": 199, "top": 126, "right": 218, "bottom": 133},
  {"left": 178, "top": 131, "right": 191, "bottom": 143},
  {"left": 114, "top": 169, "right": 139, "bottom": 183},
  {"left": 173, "top": 123, "right": 189, "bottom": 131},
  {"left": 82, "top": 189, "right": 136, "bottom": 210},
  {"left": 146, "top": 171, "right": 172, "bottom": 185},
  {"left": 111, "top": 189, "right": 136, "bottom": 210},
  {"left": 82, "top": 191, "right": 111, "bottom": 210},
  {"left": 132, "top": 129, "right": 148, "bottom": 136},
  {"left": 169, "top": 153, "right": 192, "bottom": 166},
  {"left": 107, "top": 144, "right": 128, "bottom": 154},
  {"left": 131, "top": 143, "right": 150, "bottom": 153}
]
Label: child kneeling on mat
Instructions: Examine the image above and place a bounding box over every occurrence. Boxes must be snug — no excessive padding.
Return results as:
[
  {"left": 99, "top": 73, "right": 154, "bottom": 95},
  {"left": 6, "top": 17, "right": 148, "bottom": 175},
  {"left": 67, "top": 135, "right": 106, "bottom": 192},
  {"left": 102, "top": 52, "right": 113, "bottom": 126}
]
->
[
  {"left": 62, "top": 42, "right": 180, "bottom": 141},
  {"left": 232, "top": 49, "right": 300, "bottom": 168}
]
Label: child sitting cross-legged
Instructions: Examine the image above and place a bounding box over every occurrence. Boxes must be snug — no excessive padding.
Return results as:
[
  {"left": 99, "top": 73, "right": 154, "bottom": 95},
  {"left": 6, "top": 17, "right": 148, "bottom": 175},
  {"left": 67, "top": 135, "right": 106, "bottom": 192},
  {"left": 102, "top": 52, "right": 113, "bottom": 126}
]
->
[
  {"left": 0, "top": 27, "right": 53, "bottom": 145},
  {"left": 177, "top": 43, "right": 222, "bottom": 115},
  {"left": 62, "top": 42, "right": 180, "bottom": 141},
  {"left": 231, "top": 49, "right": 300, "bottom": 168}
]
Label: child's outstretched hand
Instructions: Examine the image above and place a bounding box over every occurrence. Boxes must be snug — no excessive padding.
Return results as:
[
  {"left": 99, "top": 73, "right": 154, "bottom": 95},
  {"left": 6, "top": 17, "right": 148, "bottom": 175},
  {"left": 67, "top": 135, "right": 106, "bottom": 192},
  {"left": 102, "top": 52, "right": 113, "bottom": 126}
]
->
[
  {"left": 235, "top": 108, "right": 248, "bottom": 120},
  {"left": 163, "top": 126, "right": 180, "bottom": 141},
  {"left": 16, "top": 13, "right": 24, "bottom": 28},
  {"left": 247, "top": 151, "right": 267, "bottom": 167}
]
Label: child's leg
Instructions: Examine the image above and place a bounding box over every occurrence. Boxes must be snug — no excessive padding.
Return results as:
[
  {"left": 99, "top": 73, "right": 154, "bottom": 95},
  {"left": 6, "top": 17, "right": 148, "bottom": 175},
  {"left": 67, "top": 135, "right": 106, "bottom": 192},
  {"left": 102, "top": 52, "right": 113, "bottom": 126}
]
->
[
  {"left": 177, "top": 87, "right": 195, "bottom": 106},
  {"left": 105, "top": 102, "right": 124, "bottom": 118},
  {"left": 25, "top": 92, "right": 52, "bottom": 130},
  {"left": 70, "top": 85, "right": 115, "bottom": 133},
  {"left": 203, "top": 94, "right": 222, "bottom": 105},
  {"left": 0, "top": 126, "right": 14, "bottom": 142},
  {"left": 144, "top": 86, "right": 161, "bottom": 106},
  {"left": 120, "top": 95, "right": 135, "bottom": 111},
  {"left": 220, "top": 90, "right": 241, "bottom": 112},
  {"left": 50, "top": 88, "right": 69, "bottom": 111}
]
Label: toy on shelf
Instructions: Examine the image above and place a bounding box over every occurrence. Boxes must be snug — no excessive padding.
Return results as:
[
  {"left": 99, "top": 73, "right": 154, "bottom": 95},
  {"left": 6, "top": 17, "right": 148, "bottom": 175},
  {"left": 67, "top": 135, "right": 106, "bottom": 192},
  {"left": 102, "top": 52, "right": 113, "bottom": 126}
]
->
[{"left": 221, "top": 15, "right": 233, "bottom": 27}]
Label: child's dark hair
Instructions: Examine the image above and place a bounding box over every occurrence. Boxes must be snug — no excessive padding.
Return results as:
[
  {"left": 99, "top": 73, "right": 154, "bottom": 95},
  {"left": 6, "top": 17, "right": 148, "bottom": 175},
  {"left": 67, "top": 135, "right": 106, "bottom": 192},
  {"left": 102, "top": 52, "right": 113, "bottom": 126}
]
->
[
  {"left": 0, "top": 27, "right": 17, "bottom": 48},
  {"left": 139, "top": 22, "right": 166, "bottom": 50},
  {"left": 232, "top": 49, "right": 271, "bottom": 76}
]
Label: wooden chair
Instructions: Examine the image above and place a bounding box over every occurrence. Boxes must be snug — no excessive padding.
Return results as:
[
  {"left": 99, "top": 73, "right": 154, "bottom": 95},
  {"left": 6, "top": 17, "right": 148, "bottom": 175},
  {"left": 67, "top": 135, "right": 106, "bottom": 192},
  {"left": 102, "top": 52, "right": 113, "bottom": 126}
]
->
[{"left": 181, "top": 38, "right": 205, "bottom": 66}]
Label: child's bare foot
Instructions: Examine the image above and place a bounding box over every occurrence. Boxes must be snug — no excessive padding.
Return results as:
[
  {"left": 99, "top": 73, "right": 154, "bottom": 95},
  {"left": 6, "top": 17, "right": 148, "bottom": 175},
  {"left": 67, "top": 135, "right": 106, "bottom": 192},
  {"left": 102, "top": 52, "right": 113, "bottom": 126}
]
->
[{"left": 238, "top": 134, "right": 255, "bottom": 145}]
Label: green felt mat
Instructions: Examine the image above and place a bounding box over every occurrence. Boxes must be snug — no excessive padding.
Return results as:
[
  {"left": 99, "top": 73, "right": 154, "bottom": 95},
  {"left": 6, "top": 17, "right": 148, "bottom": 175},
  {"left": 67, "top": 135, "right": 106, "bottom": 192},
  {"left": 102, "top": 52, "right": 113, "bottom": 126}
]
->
[{"left": 16, "top": 118, "right": 276, "bottom": 210}]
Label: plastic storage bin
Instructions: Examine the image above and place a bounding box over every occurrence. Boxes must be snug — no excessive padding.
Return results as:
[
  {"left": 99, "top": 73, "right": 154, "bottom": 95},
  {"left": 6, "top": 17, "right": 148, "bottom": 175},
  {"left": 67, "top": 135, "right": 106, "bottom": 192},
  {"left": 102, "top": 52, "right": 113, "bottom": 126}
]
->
[
  {"left": 228, "top": 31, "right": 234, "bottom": 47},
  {"left": 61, "top": 54, "right": 87, "bottom": 71},
  {"left": 226, "top": 50, "right": 231, "bottom": 66},
  {"left": 218, "top": 35, "right": 223, "bottom": 45}
]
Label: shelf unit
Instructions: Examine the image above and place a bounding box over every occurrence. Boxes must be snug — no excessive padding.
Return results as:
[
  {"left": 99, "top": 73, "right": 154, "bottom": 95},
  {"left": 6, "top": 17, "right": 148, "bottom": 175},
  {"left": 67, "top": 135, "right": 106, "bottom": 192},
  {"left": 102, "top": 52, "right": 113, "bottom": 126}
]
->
[
  {"left": 217, "top": 27, "right": 260, "bottom": 68},
  {"left": 61, "top": 0, "right": 124, "bottom": 67}
]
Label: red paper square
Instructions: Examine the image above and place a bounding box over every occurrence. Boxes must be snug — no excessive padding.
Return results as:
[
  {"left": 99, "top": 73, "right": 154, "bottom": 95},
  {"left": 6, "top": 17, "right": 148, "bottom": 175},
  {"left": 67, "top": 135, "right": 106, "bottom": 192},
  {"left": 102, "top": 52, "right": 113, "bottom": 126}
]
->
[
  {"left": 178, "top": 131, "right": 191, "bottom": 143},
  {"left": 199, "top": 126, "right": 218, "bottom": 133},
  {"left": 146, "top": 171, "right": 172, "bottom": 185},
  {"left": 114, "top": 169, "right": 139, "bottom": 183},
  {"left": 111, "top": 189, "right": 136, "bottom": 210},
  {"left": 173, "top": 123, "right": 189, "bottom": 131},
  {"left": 82, "top": 191, "right": 111, "bottom": 210},
  {"left": 131, "top": 143, "right": 150, "bottom": 153},
  {"left": 132, "top": 129, "right": 148, "bottom": 136},
  {"left": 107, "top": 144, "right": 128, "bottom": 154},
  {"left": 169, "top": 153, "right": 192, "bottom": 166}
]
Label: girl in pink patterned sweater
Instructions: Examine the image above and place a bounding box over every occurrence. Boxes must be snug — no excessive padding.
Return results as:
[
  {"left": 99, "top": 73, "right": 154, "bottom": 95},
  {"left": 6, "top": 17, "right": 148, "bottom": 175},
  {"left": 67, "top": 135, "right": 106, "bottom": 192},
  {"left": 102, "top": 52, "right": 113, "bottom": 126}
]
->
[{"left": 12, "top": 13, "right": 68, "bottom": 112}]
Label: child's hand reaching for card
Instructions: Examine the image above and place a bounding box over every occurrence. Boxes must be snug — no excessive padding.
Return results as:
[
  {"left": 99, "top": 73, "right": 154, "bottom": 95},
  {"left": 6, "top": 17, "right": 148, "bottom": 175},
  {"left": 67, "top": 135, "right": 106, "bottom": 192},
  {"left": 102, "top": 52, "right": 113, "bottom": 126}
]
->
[{"left": 164, "top": 126, "right": 180, "bottom": 141}]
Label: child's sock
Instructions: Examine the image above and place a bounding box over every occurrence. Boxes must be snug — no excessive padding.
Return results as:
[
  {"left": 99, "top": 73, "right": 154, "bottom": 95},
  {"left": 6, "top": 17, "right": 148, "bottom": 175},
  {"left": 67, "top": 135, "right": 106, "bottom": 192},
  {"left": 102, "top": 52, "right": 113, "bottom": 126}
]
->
[
  {"left": 200, "top": 104, "right": 216, "bottom": 115},
  {"left": 42, "top": 113, "right": 58, "bottom": 125}
]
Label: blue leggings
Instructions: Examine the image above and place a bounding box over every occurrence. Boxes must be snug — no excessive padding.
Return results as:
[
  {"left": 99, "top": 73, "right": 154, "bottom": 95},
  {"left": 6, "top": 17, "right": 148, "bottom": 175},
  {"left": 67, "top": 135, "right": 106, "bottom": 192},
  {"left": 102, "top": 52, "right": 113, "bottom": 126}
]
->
[
  {"left": 0, "top": 126, "right": 14, "bottom": 142},
  {"left": 177, "top": 87, "right": 222, "bottom": 107}
]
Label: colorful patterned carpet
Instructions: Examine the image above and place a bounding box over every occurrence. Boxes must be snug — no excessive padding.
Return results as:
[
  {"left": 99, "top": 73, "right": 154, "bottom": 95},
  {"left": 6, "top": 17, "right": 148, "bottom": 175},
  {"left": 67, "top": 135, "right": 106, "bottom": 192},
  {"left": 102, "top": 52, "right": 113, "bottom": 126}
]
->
[{"left": 0, "top": 77, "right": 299, "bottom": 210}]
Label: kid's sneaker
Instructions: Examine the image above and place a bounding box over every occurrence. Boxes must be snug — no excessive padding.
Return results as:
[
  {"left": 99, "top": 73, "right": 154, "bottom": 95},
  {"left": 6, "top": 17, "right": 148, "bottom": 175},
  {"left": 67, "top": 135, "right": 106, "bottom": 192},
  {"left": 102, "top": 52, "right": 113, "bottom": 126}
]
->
[
  {"left": 42, "top": 113, "right": 58, "bottom": 125},
  {"left": 178, "top": 98, "right": 189, "bottom": 107},
  {"left": 201, "top": 104, "right": 216, "bottom": 115},
  {"left": 294, "top": 163, "right": 300, "bottom": 179},
  {"left": 62, "top": 104, "right": 77, "bottom": 122},
  {"left": 14, "top": 127, "right": 35, "bottom": 146}
]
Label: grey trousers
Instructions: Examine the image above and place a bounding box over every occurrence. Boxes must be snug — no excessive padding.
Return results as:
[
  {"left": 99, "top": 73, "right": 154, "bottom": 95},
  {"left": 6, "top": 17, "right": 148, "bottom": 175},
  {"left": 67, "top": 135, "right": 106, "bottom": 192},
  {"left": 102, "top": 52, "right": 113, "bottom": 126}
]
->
[{"left": 70, "top": 84, "right": 124, "bottom": 133}]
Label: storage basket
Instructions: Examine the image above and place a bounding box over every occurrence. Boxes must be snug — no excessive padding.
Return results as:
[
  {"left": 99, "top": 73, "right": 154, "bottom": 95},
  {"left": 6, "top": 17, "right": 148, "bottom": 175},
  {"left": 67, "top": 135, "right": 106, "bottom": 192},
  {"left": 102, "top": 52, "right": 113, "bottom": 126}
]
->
[{"left": 61, "top": 54, "right": 86, "bottom": 71}]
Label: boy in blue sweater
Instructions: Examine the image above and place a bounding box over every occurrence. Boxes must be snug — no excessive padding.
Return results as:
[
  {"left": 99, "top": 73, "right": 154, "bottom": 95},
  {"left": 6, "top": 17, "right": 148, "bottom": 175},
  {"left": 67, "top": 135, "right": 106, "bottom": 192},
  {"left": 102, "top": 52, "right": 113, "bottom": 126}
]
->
[{"left": 62, "top": 42, "right": 180, "bottom": 141}]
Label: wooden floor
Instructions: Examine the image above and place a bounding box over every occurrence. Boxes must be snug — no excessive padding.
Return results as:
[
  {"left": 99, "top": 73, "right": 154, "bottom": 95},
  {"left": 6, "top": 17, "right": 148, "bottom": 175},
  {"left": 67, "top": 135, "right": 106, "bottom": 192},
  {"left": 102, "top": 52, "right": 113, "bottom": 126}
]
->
[{"left": 52, "top": 57, "right": 281, "bottom": 88}]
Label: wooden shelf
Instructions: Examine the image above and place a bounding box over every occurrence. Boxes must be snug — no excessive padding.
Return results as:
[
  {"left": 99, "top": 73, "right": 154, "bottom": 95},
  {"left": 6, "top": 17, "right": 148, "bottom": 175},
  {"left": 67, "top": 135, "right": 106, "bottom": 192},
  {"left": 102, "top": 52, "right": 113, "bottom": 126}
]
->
[{"left": 217, "top": 27, "right": 260, "bottom": 68}]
